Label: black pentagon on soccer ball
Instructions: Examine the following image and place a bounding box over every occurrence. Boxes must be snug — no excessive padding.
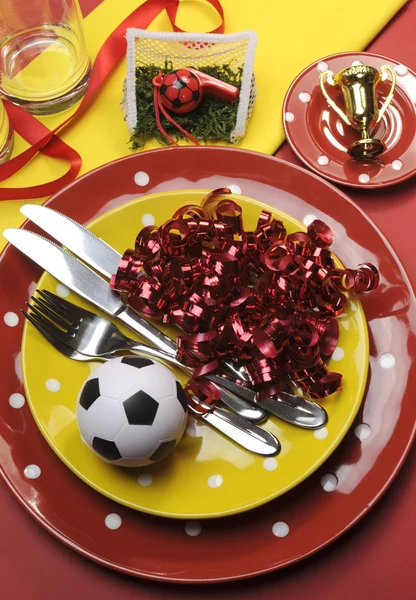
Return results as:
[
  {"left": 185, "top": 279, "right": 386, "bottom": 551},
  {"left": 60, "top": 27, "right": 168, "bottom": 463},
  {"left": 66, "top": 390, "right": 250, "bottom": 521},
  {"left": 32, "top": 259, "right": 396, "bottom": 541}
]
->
[
  {"left": 123, "top": 390, "right": 159, "bottom": 425},
  {"left": 159, "top": 83, "right": 167, "bottom": 96},
  {"left": 121, "top": 356, "right": 154, "bottom": 369},
  {"left": 176, "top": 381, "right": 188, "bottom": 412},
  {"left": 150, "top": 439, "right": 177, "bottom": 462},
  {"left": 192, "top": 90, "right": 200, "bottom": 102},
  {"left": 79, "top": 377, "right": 100, "bottom": 410},
  {"left": 171, "top": 98, "right": 182, "bottom": 108},
  {"left": 92, "top": 437, "right": 122, "bottom": 461}
]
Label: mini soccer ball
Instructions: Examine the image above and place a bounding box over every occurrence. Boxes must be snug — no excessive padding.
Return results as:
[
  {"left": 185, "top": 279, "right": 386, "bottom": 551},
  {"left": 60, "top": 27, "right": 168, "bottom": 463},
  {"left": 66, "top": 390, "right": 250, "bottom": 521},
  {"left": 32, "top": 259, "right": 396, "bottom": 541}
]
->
[
  {"left": 76, "top": 356, "right": 188, "bottom": 467},
  {"left": 159, "top": 69, "right": 202, "bottom": 114}
]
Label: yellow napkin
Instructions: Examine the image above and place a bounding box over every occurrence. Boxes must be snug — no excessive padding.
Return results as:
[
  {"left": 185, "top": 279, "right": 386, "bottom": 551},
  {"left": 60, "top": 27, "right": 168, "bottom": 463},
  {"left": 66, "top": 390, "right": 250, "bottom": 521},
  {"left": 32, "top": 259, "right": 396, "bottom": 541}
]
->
[{"left": 0, "top": 0, "right": 406, "bottom": 250}]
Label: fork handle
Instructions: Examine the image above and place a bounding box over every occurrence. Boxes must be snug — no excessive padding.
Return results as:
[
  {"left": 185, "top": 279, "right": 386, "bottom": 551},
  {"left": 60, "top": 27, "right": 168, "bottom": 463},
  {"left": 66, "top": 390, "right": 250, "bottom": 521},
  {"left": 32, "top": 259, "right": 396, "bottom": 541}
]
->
[
  {"left": 116, "top": 306, "right": 178, "bottom": 356},
  {"left": 116, "top": 308, "right": 267, "bottom": 424},
  {"left": 123, "top": 342, "right": 267, "bottom": 424}
]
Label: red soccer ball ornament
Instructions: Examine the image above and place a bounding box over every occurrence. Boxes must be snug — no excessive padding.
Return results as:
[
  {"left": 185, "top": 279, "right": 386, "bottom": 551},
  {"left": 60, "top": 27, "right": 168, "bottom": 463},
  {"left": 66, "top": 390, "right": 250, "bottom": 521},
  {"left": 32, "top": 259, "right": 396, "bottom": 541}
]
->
[
  {"left": 153, "top": 68, "right": 239, "bottom": 115},
  {"left": 158, "top": 69, "right": 201, "bottom": 114}
]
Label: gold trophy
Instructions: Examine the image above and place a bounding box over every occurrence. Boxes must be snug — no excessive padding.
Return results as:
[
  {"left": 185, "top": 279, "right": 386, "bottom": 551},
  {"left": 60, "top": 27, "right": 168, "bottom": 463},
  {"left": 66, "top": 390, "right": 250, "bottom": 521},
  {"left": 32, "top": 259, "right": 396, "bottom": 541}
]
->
[{"left": 320, "top": 64, "right": 396, "bottom": 159}]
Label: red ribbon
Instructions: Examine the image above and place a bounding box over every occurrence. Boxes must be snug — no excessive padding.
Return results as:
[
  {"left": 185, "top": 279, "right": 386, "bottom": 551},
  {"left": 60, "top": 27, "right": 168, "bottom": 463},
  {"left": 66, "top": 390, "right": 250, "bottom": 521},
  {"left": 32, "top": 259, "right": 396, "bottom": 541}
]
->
[
  {"left": 0, "top": 0, "right": 224, "bottom": 200},
  {"left": 111, "top": 189, "right": 380, "bottom": 405}
]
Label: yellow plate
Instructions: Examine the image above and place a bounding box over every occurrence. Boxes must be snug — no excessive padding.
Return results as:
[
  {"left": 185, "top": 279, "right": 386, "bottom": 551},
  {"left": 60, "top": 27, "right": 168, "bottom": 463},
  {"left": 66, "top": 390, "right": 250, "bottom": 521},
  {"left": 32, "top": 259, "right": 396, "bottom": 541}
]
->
[{"left": 22, "top": 190, "right": 369, "bottom": 519}]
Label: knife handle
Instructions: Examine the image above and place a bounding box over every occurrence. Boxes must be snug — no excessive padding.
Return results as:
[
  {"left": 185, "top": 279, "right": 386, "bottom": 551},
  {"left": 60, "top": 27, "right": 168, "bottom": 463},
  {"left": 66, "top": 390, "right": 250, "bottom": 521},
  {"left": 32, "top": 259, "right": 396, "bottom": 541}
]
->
[{"left": 195, "top": 405, "right": 281, "bottom": 457}]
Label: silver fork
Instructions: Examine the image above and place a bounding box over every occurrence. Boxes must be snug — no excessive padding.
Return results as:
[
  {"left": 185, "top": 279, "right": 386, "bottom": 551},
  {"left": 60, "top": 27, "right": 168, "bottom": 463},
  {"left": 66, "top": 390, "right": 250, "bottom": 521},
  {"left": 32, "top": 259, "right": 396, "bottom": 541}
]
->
[
  {"left": 22, "top": 301, "right": 280, "bottom": 457},
  {"left": 25, "top": 290, "right": 328, "bottom": 430},
  {"left": 25, "top": 289, "right": 267, "bottom": 424}
]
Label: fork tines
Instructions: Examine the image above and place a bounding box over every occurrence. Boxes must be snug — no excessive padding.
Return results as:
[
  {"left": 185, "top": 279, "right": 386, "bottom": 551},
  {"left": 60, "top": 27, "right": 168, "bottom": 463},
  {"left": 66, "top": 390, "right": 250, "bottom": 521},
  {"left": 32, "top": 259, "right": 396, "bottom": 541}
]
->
[
  {"left": 36, "top": 289, "right": 77, "bottom": 319},
  {"left": 24, "top": 288, "right": 80, "bottom": 338}
]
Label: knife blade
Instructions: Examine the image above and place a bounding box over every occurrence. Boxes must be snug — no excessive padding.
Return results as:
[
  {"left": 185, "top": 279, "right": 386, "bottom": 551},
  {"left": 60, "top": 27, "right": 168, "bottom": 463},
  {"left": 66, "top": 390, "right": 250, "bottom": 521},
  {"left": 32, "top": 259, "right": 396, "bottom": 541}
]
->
[
  {"left": 3, "top": 228, "right": 184, "bottom": 356},
  {"left": 20, "top": 204, "right": 121, "bottom": 279}
]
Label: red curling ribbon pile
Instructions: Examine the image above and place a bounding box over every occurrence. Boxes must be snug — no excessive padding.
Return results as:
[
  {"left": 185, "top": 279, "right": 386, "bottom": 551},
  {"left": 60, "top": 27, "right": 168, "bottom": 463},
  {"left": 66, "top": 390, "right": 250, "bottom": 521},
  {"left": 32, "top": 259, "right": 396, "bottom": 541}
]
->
[{"left": 111, "top": 189, "right": 379, "bottom": 408}]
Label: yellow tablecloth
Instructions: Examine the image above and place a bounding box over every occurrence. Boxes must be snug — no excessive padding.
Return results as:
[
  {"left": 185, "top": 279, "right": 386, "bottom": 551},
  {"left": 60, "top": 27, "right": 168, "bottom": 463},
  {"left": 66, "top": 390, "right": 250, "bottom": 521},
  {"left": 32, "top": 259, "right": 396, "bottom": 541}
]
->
[{"left": 0, "top": 0, "right": 406, "bottom": 251}]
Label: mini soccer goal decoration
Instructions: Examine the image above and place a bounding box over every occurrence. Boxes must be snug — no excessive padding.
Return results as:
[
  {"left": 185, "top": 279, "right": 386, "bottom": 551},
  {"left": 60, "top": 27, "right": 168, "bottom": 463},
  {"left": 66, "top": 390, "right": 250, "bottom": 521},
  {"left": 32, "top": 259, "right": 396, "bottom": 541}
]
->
[{"left": 124, "top": 29, "right": 258, "bottom": 147}]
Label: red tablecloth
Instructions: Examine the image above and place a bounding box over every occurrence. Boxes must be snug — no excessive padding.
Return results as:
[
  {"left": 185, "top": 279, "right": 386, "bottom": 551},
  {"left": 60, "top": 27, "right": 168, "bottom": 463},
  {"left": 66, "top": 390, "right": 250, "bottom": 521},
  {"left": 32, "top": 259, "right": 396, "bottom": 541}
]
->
[{"left": 1, "top": 2, "right": 415, "bottom": 598}]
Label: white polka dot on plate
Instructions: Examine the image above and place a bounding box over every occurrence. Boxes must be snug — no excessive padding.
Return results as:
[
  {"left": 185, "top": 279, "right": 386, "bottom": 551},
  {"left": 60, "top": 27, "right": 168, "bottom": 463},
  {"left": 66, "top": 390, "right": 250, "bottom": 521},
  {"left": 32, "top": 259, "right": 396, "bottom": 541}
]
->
[
  {"left": 352, "top": 60, "right": 362, "bottom": 66},
  {"left": 207, "top": 474, "right": 223, "bottom": 488},
  {"left": 314, "top": 427, "right": 328, "bottom": 440},
  {"left": 331, "top": 347, "right": 344, "bottom": 361},
  {"left": 272, "top": 521, "right": 289, "bottom": 538},
  {"left": 185, "top": 521, "right": 201, "bottom": 536},
  {"left": 299, "top": 92, "right": 311, "bottom": 103},
  {"left": 227, "top": 184, "right": 242, "bottom": 195},
  {"left": 263, "top": 457, "right": 278, "bottom": 471},
  {"left": 395, "top": 64, "right": 408, "bottom": 76},
  {"left": 134, "top": 171, "right": 150, "bottom": 187},
  {"left": 285, "top": 112, "right": 295, "bottom": 123},
  {"left": 9, "top": 393, "right": 25, "bottom": 408},
  {"left": 24, "top": 464, "right": 41, "bottom": 479},
  {"left": 105, "top": 513, "right": 122, "bottom": 530},
  {"left": 317, "top": 62, "right": 329, "bottom": 72},
  {"left": 4, "top": 312, "right": 19, "bottom": 327},
  {"left": 303, "top": 214, "right": 318, "bottom": 227},
  {"left": 56, "top": 284, "right": 70, "bottom": 298},
  {"left": 141, "top": 214, "right": 155, "bottom": 227},
  {"left": 358, "top": 173, "right": 370, "bottom": 184},
  {"left": 45, "top": 378, "right": 60, "bottom": 392},
  {"left": 317, "top": 155, "right": 329, "bottom": 166},
  {"left": 380, "top": 353, "right": 395, "bottom": 369},
  {"left": 321, "top": 473, "right": 338, "bottom": 492},
  {"left": 354, "top": 423, "right": 372, "bottom": 441},
  {"left": 392, "top": 160, "right": 403, "bottom": 171},
  {"left": 137, "top": 473, "right": 153, "bottom": 487}
]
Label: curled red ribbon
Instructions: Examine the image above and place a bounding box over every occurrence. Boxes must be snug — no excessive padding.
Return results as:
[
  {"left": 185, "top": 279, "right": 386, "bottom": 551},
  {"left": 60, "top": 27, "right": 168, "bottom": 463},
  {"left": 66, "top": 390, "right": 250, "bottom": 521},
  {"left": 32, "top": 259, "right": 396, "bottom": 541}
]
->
[{"left": 111, "top": 189, "right": 379, "bottom": 406}]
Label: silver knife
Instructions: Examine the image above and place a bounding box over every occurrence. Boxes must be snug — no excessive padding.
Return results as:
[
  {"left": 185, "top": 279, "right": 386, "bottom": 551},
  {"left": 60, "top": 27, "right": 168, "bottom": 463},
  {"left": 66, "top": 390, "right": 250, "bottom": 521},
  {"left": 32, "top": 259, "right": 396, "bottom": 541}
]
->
[
  {"left": 17, "top": 205, "right": 328, "bottom": 429},
  {"left": 3, "top": 228, "right": 268, "bottom": 424}
]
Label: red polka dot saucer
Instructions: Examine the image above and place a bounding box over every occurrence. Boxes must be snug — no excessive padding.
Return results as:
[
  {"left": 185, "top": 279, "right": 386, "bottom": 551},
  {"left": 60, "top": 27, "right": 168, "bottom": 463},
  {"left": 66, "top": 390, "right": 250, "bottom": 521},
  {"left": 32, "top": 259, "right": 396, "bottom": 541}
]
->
[{"left": 283, "top": 52, "right": 416, "bottom": 189}]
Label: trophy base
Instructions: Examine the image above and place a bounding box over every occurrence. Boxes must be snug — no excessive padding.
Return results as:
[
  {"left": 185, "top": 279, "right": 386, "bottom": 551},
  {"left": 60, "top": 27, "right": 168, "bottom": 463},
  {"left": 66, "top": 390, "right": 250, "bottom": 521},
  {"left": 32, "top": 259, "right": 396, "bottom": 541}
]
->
[{"left": 348, "top": 138, "right": 386, "bottom": 160}]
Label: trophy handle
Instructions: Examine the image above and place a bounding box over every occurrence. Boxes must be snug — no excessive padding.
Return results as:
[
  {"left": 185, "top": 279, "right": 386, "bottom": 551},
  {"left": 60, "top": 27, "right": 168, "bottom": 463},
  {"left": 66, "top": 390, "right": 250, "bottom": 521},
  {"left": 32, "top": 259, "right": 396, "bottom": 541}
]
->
[
  {"left": 319, "top": 70, "right": 351, "bottom": 126},
  {"left": 376, "top": 64, "right": 396, "bottom": 123}
]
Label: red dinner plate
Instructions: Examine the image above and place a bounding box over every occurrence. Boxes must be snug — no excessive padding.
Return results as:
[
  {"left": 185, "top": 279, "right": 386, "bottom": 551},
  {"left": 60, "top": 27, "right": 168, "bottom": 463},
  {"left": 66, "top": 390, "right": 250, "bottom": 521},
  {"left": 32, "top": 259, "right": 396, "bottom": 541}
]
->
[
  {"left": 0, "top": 147, "right": 415, "bottom": 583},
  {"left": 283, "top": 52, "right": 416, "bottom": 188}
]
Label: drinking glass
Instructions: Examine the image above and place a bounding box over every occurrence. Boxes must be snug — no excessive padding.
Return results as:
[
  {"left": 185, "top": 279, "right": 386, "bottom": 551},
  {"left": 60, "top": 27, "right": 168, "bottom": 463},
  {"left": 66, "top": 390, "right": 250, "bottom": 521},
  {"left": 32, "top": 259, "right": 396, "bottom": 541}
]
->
[
  {"left": 0, "top": 99, "right": 13, "bottom": 163},
  {"left": 0, "top": 0, "right": 91, "bottom": 115}
]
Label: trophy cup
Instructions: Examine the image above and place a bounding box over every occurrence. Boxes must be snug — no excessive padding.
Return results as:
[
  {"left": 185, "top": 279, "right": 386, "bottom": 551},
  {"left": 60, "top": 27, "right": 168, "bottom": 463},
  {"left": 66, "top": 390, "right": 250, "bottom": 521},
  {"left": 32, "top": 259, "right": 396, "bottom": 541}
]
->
[{"left": 320, "top": 64, "right": 396, "bottom": 159}]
